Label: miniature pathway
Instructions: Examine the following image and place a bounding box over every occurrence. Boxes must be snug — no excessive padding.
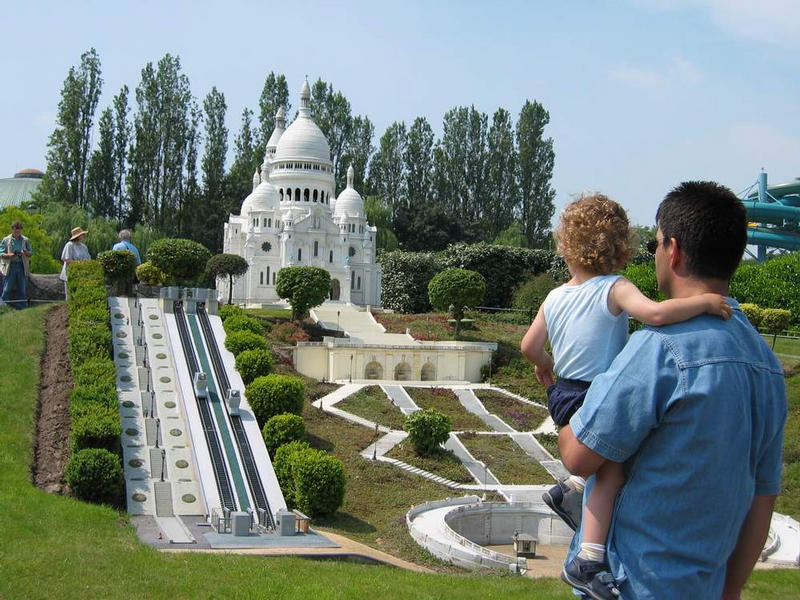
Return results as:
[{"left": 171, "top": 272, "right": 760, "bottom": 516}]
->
[
  {"left": 380, "top": 385, "right": 421, "bottom": 415},
  {"left": 312, "top": 304, "right": 414, "bottom": 345},
  {"left": 509, "top": 432, "right": 569, "bottom": 480},
  {"left": 452, "top": 388, "right": 515, "bottom": 432},
  {"left": 444, "top": 434, "right": 500, "bottom": 486}
]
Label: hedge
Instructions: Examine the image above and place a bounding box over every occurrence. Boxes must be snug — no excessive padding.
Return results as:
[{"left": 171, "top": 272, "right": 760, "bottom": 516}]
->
[
  {"left": 73, "top": 357, "right": 117, "bottom": 388},
  {"left": 739, "top": 303, "right": 764, "bottom": 328},
  {"left": 292, "top": 448, "right": 346, "bottom": 517},
  {"left": 262, "top": 413, "right": 306, "bottom": 455},
  {"left": 65, "top": 448, "right": 124, "bottom": 506},
  {"left": 245, "top": 374, "right": 305, "bottom": 426},
  {"left": 218, "top": 304, "right": 245, "bottom": 322},
  {"left": 146, "top": 238, "right": 212, "bottom": 285},
  {"left": 69, "top": 383, "right": 118, "bottom": 420},
  {"left": 378, "top": 250, "right": 441, "bottom": 313},
  {"left": 97, "top": 249, "right": 137, "bottom": 284},
  {"left": 135, "top": 261, "right": 166, "bottom": 286},
  {"left": 235, "top": 348, "right": 274, "bottom": 384},
  {"left": 69, "top": 404, "right": 122, "bottom": 454},
  {"left": 273, "top": 440, "right": 311, "bottom": 507},
  {"left": 224, "top": 330, "right": 267, "bottom": 355},
  {"left": 223, "top": 315, "right": 265, "bottom": 337}
]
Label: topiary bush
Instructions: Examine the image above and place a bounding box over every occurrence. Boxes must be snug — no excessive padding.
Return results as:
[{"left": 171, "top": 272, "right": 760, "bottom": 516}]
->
[
  {"left": 97, "top": 250, "right": 137, "bottom": 284},
  {"left": 206, "top": 253, "right": 249, "bottom": 305},
  {"left": 275, "top": 266, "right": 331, "bottom": 321},
  {"left": 69, "top": 383, "right": 118, "bottom": 419},
  {"left": 146, "top": 238, "right": 212, "bottom": 285},
  {"left": 69, "top": 404, "right": 122, "bottom": 454},
  {"left": 68, "top": 324, "right": 112, "bottom": 367},
  {"left": 428, "top": 268, "right": 486, "bottom": 320},
  {"left": 262, "top": 413, "right": 306, "bottom": 455},
  {"left": 739, "top": 303, "right": 764, "bottom": 328},
  {"left": 135, "top": 261, "right": 167, "bottom": 286},
  {"left": 762, "top": 308, "right": 792, "bottom": 349},
  {"left": 273, "top": 440, "right": 311, "bottom": 507},
  {"left": 218, "top": 304, "right": 245, "bottom": 322},
  {"left": 235, "top": 348, "right": 274, "bottom": 384},
  {"left": 72, "top": 358, "right": 117, "bottom": 388},
  {"left": 65, "top": 448, "right": 124, "bottom": 506},
  {"left": 245, "top": 374, "right": 305, "bottom": 426},
  {"left": 292, "top": 448, "right": 346, "bottom": 517},
  {"left": 223, "top": 315, "right": 265, "bottom": 337},
  {"left": 404, "top": 409, "right": 451, "bottom": 455},
  {"left": 224, "top": 330, "right": 267, "bottom": 356}
]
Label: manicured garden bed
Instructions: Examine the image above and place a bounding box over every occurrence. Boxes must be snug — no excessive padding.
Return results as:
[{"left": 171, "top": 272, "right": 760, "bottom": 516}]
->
[
  {"left": 475, "top": 389, "right": 548, "bottom": 431},
  {"left": 406, "top": 387, "right": 489, "bottom": 431},
  {"left": 337, "top": 386, "right": 406, "bottom": 430},
  {"left": 459, "top": 433, "right": 555, "bottom": 485},
  {"left": 385, "top": 440, "right": 474, "bottom": 484}
]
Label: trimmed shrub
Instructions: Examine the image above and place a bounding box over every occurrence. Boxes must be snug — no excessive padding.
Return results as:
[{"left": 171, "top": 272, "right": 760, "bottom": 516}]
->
[
  {"left": 275, "top": 266, "right": 331, "bottom": 321},
  {"left": 73, "top": 358, "right": 117, "bottom": 388},
  {"left": 622, "top": 262, "right": 661, "bottom": 302},
  {"left": 68, "top": 324, "right": 112, "bottom": 367},
  {"left": 512, "top": 272, "right": 558, "bottom": 311},
  {"left": 273, "top": 440, "right": 311, "bottom": 507},
  {"left": 762, "top": 308, "right": 792, "bottom": 334},
  {"left": 245, "top": 374, "right": 305, "bottom": 426},
  {"left": 739, "top": 303, "right": 764, "bottom": 328},
  {"left": 439, "top": 242, "right": 553, "bottom": 307},
  {"left": 147, "top": 238, "right": 212, "bottom": 285},
  {"left": 224, "top": 330, "right": 267, "bottom": 355},
  {"left": 98, "top": 250, "right": 137, "bottom": 284},
  {"left": 428, "top": 268, "right": 485, "bottom": 320},
  {"left": 292, "top": 448, "right": 346, "bottom": 517},
  {"left": 70, "top": 383, "right": 118, "bottom": 419},
  {"left": 65, "top": 448, "right": 123, "bottom": 505},
  {"left": 69, "top": 304, "right": 109, "bottom": 327},
  {"left": 218, "top": 304, "right": 244, "bottom": 322},
  {"left": 70, "top": 404, "right": 122, "bottom": 454},
  {"left": 223, "top": 315, "right": 265, "bottom": 337},
  {"left": 378, "top": 250, "right": 442, "bottom": 313},
  {"left": 136, "top": 261, "right": 166, "bottom": 286},
  {"left": 262, "top": 413, "right": 306, "bottom": 455},
  {"left": 404, "top": 409, "right": 451, "bottom": 454},
  {"left": 235, "top": 348, "right": 274, "bottom": 384},
  {"left": 68, "top": 283, "right": 108, "bottom": 306}
]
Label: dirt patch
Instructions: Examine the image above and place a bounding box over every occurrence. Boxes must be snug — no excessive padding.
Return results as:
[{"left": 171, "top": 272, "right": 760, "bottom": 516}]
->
[{"left": 32, "top": 305, "right": 72, "bottom": 494}]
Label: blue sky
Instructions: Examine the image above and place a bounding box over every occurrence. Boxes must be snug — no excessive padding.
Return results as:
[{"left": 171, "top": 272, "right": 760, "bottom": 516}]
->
[{"left": 2, "top": 0, "right": 798, "bottom": 226}]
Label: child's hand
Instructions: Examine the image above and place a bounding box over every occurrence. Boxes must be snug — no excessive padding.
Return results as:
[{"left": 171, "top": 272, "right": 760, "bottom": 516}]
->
[
  {"left": 703, "top": 293, "right": 732, "bottom": 320},
  {"left": 535, "top": 356, "right": 555, "bottom": 386}
]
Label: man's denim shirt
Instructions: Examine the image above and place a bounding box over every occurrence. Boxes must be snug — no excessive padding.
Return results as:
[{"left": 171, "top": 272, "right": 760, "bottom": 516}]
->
[{"left": 567, "top": 301, "right": 786, "bottom": 599}]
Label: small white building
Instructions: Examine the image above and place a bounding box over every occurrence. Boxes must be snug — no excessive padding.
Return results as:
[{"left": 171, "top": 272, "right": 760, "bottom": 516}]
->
[{"left": 221, "top": 79, "right": 380, "bottom": 306}]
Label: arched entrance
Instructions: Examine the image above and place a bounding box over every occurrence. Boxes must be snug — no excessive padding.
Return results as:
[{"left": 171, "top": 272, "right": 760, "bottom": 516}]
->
[
  {"left": 394, "top": 362, "right": 412, "bottom": 381},
  {"left": 330, "top": 278, "right": 340, "bottom": 300},
  {"left": 364, "top": 361, "right": 383, "bottom": 380},
  {"left": 421, "top": 361, "right": 436, "bottom": 381}
]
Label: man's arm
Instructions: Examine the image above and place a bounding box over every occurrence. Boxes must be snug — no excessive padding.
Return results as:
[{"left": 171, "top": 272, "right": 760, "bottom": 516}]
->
[
  {"left": 721, "top": 494, "right": 776, "bottom": 600},
  {"left": 558, "top": 424, "right": 608, "bottom": 478}
]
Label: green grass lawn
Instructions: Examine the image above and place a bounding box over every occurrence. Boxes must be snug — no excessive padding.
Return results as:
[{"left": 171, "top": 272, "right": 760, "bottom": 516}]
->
[
  {"left": 336, "top": 385, "right": 406, "bottom": 430},
  {"left": 459, "top": 433, "right": 555, "bottom": 485},
  {"left": 385, "top": 440, "right": 474, "bottom": 484},
  {"left": 534, "top": 433, "right": 560, "bottom": 460},
  {"left": 406, "top": 387, "right": 489, "bottom": 431},
  {"left": 474, "top": 389, "right": 549, "bottom": 431}
]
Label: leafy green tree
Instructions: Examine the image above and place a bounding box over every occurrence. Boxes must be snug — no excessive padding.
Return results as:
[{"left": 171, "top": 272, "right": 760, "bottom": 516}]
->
[
  {"left": 394, "top": 204, "right": 473, "bottom": 252},
  {"left": 493, "top": 222, "right": 527, "bottom": 247},
  {"left": 111, "top": 86, "right": 131, "bottom": 222},
  {"left": 86, "top": 107, "right": 115, "bottom": 218},
  {"left": 368, "top": 122, "right": 407, "bottom": 218},
  {"left": 342, "top": 115, "right": 374, "bottom": 193},
  {"left": 517, "top": 100, "right": 555, "bottom": 248},
  {"left": 404, "top": 409, "right": 451, "bottom": 455},
  {"left": 146, "top": 238, "right": 211, "bottom": 284},
  {"left": 428, "top": 268, "right": 486, "bottom": 321},
  {"left": 206, "top": 253, "right": 248, "bottom": 304},
  {"left": 364, "top": 196, "right": 398, "bottom": 252},
  {"left": 485, "top": 108, "right": 518, "bottom": 240},
  {"left": 193, "top": 87, "right": 228, "bottom": 252},
  {"left": 225, "top": 107, "right": 257, "bottom": 215},
  {"left": 310, "top": 79, "right": 352, "bottom": 189},
  {"left": 0, "top": 207, "right": 61, "bottom": 274},
  {"left": 255, "top": 72, "right": 290, "bottom": 165},
  {"left": 275, "top": 266, "right": 331, "bottom": 321},
  {"left": 404, "top": 116, "right": 435, "bottom": 211},
  {"left": 36, "top": 48, "right": 103, "bottom": 210}
]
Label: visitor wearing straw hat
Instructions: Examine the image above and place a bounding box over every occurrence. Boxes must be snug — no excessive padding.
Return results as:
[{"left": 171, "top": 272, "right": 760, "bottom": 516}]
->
[{"left": 60, "top": 226, "right": 91, "bottom": 299}]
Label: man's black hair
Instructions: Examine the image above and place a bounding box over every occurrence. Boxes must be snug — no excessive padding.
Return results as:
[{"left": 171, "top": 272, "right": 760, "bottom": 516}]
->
[{"left": 656, "top": 181, "right": 746, "bottom": 281}]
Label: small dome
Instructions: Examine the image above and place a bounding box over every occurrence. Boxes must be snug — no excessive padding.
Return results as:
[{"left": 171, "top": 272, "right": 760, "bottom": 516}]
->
[
  {"left": 334, "top": 166, "right": 364, "bottom": 217},
  {"left": 265, "top": 106, "right": 286, "bottom": 150},
  {"left": 274, "top": 115, "right": 331, "bottom": 163},
  {"left": 241, "top": 180, "right": 279, "bottom": 214}
]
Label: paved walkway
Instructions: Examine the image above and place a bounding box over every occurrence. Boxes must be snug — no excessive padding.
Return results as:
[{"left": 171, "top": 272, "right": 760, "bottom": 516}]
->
[
  {"left": 380, "top": 385, "right": 421, "bottom": 415},
  {"left": 444, "top": 434, "right": 500, "bottom": 485},
  {"left": 452, "top": 388, "right": 515, "bottom": 432},
  {"left": 312, "top": 304, "right": 415, "bottom": 345}
]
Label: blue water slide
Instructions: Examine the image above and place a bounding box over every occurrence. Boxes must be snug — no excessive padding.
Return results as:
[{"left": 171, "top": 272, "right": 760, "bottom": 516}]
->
[{"left": 744, "top": 173, "right": 800, "bottom": 258}]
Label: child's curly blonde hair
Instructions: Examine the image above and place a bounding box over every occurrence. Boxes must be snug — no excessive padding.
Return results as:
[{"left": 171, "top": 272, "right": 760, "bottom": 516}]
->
[{"left": 555, "top": 193, "right": 633, "bottom": 275}]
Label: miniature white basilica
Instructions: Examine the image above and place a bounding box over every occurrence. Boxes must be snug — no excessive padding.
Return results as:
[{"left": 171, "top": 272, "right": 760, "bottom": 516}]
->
[{"left": 221, "top": 79, "right": 380, "bottom": 306}]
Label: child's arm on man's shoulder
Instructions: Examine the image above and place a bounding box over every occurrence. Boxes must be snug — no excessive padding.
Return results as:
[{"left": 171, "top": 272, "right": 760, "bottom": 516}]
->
[
  {"left": 610, "top": 277, "right": 731, "bottom": 326},
  {"left": 520, "top": 305, "right": 555, "bottom": 385}
]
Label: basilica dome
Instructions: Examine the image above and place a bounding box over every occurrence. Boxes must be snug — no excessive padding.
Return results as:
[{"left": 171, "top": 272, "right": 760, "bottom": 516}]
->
[
  {"left": 241, "top": 180, "right": 279, "bottom": 214},
  {"left": 274, "top": 78, "right": 331, "bottom": 164},
  {"left": 333, "top": 166, "right": 364, "bottom": 217}
]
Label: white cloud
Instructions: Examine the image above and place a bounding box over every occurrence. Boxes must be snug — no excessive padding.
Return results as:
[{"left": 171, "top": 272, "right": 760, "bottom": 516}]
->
[{"left": 610, "top": 56, "right": 703, "bottom": 90}]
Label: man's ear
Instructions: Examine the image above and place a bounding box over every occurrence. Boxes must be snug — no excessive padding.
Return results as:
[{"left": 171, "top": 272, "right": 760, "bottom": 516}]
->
[{"left": 667, "top": 237, "right": 682, "bottom": 269}]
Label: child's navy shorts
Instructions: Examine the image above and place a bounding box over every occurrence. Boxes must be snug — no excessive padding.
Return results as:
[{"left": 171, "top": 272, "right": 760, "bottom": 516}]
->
[{"left": 546, "top": 377, "right": 592, "bottom": 427}]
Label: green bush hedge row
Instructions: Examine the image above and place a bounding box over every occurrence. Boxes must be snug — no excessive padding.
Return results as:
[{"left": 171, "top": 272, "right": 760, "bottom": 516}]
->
[
  {"left": 262, "top": 413, "right": 306, "bottom": 455},
  {"left": 245, "top": 374, "right": 304, "bottom": 426},
  {"left": 272, "top": 441, "right": 345, "bottom": 517}
]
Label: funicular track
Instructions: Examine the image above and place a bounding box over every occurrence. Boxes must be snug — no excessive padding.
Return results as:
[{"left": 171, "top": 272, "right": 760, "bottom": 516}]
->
[
  {"left": 174, "top": 301, "right": 237, "bottom": 512},
  {"left": 197, "top": 304, "right": 275, "bottom": 529}
]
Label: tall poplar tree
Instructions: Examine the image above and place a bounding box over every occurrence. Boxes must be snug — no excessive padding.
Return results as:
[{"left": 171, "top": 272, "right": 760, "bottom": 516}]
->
[
  {"left": 86, "top": 107, "right": 115, "bottom": 218},
  {"left": 485, "top": 107, "right": 518, "bottom": 240},
  {"left": 195, "top": 87, "right": 228, "bottom": 252},
  {"left": 310, "top": 79, "right": 352, "bottom": 190},
  {"left": 368, "top": 122, "right": 407, "bottom": 218},
  {"left": 404, "top": 116, "right": 435, "bottom": 211},
  {"left": 225, "top": 107, "right": 257, "bottom": 215},
  {"left": 37, "top": 48, "right": 103, "bottom": 209},
  {"left": 516, "top": 100, "right": 555, "bottom": 248},
  {"left": 112, "top": 86, "right": 130, "bottom": 222},
  {"left": 255, "top": 72, "right": 290, "bottom": 168},
  {"left": 341, "top": 115, "right": 374, "bottom": 193}
]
